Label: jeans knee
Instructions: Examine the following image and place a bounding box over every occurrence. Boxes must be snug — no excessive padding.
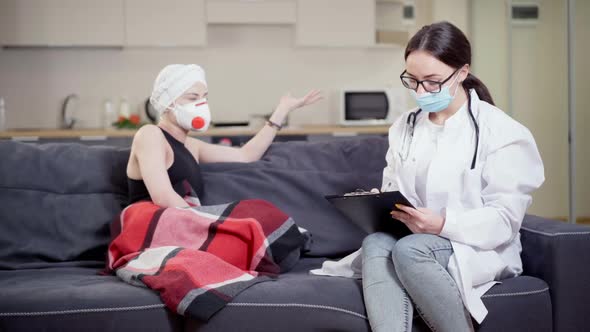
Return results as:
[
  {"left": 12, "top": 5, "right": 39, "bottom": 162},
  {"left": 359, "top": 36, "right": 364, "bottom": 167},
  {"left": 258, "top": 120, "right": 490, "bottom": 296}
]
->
[
  {"left": 362, "top": 232, "right": 397, "bottom": 258},
  {"left": 392, "top": 234, "right": 452, "bottom": 268},
  {"left": 392, "top": 235, "right": 432, "bottom": 267},
  {"left": 391, "top": 236, "right": 416, "bottom": 268}
]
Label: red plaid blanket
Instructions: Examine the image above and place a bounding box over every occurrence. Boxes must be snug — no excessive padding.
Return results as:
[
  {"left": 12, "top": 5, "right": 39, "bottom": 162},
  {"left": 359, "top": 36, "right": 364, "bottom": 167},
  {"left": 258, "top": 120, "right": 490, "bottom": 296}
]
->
[{"left": 105, "top": 199, "right": 305, "bottom": 321}]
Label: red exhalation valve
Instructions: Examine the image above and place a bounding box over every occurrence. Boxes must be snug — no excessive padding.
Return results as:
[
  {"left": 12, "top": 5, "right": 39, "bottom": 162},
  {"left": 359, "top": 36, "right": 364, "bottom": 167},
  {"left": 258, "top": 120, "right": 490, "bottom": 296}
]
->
[{"left": 192, "top": 117, "right": 206, "bottom": 129}]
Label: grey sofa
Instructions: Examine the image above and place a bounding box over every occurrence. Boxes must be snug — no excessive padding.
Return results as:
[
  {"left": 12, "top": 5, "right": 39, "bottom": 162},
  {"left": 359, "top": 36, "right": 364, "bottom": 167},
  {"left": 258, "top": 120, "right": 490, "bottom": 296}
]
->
[{"left": 0, "top": 137, "right": 588, "bottom": 332}]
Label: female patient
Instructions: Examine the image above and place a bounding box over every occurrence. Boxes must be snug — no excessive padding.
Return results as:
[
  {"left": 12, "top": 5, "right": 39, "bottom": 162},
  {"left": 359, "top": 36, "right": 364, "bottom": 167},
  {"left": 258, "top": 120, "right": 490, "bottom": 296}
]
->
[
  {"left": 106, "top": 64, "right": 321, "bottom": 321},
  {"left": 127, "top": 64, "right": 321, "bottom": 207},
  {"left": 362, "top": 22, "right": 544, "bottom": 331}
]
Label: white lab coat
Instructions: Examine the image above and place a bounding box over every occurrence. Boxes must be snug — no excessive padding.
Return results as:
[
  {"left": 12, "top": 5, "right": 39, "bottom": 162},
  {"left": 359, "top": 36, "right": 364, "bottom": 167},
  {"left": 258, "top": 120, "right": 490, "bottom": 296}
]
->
[{"left": 312, "top": 89, "right": 545, "bottom": 324}]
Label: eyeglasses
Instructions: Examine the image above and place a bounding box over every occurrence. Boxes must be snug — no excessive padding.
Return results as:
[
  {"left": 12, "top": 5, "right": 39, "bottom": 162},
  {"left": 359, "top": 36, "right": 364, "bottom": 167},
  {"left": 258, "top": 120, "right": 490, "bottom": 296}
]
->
[{"left": 400, "top": 68, "right": 460, "bottom": 93}]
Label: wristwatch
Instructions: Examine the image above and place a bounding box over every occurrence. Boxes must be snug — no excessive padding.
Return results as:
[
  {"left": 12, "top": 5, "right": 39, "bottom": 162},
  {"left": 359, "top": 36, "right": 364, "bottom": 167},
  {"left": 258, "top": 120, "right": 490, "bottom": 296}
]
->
[{"left": 266, "top": 119, "right": 283, "bottom": 131}]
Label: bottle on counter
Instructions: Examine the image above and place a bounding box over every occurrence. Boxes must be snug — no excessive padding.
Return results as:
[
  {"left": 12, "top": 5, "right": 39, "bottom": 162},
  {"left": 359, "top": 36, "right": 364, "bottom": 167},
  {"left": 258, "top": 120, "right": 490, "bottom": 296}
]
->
[
  {"left": 0, "top": 97, "right": 6, "bottom": 131},
  {"left": 103, "top": 99, "right": 116, "bottom": 130},
  {"left": 119, "top": 97, "right": 131, "bottom": 119}
]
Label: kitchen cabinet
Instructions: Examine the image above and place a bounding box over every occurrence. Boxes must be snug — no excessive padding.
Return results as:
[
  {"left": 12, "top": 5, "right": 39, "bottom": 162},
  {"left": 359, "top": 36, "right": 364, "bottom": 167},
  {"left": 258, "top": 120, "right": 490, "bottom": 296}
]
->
[
  {"left": 125, "top": 0, "right": 206, "bottom": 47},
  {"left": 0, "top": 0, "right": 125, "bottom": 46},
  {"left": 0, "top": 0, "right": 48, "bottom": 45},
  {"left": 206, "top": 0, "right": 296, "bottom": 25},
  {"left": 296, "top": 0, "right": 375, "bottom": 47},
  {"left": 374, "top": 0, "right": 436, "bottom": 46}
]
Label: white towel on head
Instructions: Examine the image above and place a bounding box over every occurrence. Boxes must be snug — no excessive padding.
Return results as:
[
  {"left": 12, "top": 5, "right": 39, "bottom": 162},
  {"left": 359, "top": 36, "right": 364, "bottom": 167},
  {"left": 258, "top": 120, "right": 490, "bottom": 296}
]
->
[{"left": 150, "top": 64, "right": 207, "bottom": 116}]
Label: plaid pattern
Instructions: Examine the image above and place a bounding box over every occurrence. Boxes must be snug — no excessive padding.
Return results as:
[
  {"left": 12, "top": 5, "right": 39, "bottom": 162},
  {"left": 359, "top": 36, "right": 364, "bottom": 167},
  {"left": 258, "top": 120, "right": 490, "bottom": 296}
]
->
[{"left": 105, "top": 199, "right": 305, "bottom": 321}]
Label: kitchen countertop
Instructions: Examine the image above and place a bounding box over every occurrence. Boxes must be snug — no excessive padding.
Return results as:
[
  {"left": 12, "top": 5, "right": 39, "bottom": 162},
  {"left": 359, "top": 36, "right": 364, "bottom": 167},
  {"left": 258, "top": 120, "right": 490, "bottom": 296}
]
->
[{"left": 0, "top": 125, "right": 390, "bottom": 139}]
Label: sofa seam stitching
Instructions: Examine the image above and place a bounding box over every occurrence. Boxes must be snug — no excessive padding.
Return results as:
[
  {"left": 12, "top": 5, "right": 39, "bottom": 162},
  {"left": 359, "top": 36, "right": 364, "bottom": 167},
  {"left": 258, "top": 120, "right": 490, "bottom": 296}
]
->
[
  {"left": 0, "top": 186, "right": 127, "bottom": 196},
  {"left": 226, "top": 302, "right": 367, "bottom": 320},
  {"left": 481, "top": 287, "right": 549, "bottom": 298},
  {"left": 0, "top": 304, "right": 166, "bottom": 317},
  {"left": 521, "top": 226, "right": 590, "bottom": 237}
]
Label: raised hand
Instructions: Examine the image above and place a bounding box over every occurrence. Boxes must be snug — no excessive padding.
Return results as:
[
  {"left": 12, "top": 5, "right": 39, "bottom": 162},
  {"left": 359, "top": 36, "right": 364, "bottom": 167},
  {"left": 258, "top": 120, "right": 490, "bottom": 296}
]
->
[{"left": 276, "top": 90, "right": 323, "bottom": 113}]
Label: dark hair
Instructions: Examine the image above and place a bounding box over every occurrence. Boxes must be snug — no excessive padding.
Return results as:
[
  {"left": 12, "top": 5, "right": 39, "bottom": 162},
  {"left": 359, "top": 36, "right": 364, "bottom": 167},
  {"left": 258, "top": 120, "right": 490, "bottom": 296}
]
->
[{"left": 404, "top": 21, "right": 495, "bottom": 105}]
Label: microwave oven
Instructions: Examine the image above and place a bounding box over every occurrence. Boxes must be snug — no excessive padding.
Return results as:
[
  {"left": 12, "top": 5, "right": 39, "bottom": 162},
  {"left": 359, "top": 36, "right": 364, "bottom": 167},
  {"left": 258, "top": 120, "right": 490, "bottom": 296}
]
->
[{"left": 339, "top": 89, "right": 401, "bottom": 126}]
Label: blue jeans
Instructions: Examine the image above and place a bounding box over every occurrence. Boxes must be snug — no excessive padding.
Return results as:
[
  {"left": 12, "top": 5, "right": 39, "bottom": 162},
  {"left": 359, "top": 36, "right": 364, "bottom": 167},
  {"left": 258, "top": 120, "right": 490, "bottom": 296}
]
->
[{"left": 362, "top": 232, "right": 474, "bottom": 332}]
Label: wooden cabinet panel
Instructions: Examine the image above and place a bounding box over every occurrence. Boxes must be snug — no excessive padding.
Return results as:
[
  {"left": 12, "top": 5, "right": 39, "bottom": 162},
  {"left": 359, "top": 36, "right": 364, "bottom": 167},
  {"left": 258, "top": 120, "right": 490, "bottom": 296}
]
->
[
  {"left": 296, "top": 0, "right": 375, "bottom": 47},
  {"left": 125, "top": 0, "right": 206, "bottom": 46},
  {"left": 206, "top": 0, "right": 296, "bottom": 24},
  {"left": 0, "top": 0, "right": 125, "bottom": 46}
]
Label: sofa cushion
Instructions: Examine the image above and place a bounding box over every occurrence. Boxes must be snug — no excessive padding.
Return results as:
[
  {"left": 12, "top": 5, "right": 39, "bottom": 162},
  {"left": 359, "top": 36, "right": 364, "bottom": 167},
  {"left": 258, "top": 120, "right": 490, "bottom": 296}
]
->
[
  {"left": 0, "top": 258, "right": 369, "bottom": 332},
  {"left": 0, "top": 258, "right": 370, "bottom": 332},
  {"left": 187, "top": 258, "right": 370, "bottom": 332},
  {"left": 0, "top": 258, "right": 552, "bottom": 332},
  {"left": 0, "top": 264, "right": 182, "bottom": 332},
  {"left": 0, "top": 142, "right": 129, "bottom": 269},
  {"left": 478, "top": 276, "right": 552, "bottom": 332},
  {"left": 520, "top": 215, "right": 590, "bottom": 332},
  {"left": 201, "top": 137, "right": 389, "bottom": 257},
  {"left": 193, "top": 264, "right": 552, "bottom": 332}
]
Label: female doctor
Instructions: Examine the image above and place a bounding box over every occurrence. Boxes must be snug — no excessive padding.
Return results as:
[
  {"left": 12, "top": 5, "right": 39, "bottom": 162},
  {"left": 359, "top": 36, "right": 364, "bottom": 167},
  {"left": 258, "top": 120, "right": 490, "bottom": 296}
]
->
[{"left": 361, "top": 21, "right": 545, "bottom": 331}]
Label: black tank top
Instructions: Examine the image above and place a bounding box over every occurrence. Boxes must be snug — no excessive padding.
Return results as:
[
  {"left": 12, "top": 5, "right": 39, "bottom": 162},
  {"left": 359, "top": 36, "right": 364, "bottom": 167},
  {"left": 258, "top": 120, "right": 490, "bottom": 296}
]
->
[{"left": 127, "top": 128, "right": 204, "bottom": 204}]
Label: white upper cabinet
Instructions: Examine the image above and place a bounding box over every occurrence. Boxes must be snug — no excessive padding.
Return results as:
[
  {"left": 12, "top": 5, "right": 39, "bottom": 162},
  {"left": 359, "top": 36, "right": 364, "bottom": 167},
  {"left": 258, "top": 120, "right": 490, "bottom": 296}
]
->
[
  {"left": 0, "top": 0, "right": 125, "bottom": 46},
  {"left": 0, "top": 0, "right": 48, "bottom": 45},
  {"left": 206, "top": 0, "right": 296, "bottom": 25},
  {"left": 296, "top": 0, "right": 375, "bottom": 47},
  {"left": 125, "top": 0, "right": 206, "bottom": 47},
  {"left": 0, "top": 0, "right": 384, "bottom": 48}
]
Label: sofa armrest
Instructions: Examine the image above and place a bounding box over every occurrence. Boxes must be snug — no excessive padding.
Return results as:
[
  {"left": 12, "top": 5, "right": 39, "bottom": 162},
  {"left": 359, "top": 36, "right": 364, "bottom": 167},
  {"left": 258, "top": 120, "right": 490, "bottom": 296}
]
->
[{"left": 520, "top": 214, "right": 590, "bottom": 332}]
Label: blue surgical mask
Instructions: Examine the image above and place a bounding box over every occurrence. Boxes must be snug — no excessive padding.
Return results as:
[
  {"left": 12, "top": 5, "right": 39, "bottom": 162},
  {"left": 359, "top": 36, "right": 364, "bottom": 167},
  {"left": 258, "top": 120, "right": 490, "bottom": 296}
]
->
[{"left": 411, "top": 75, "right": 460, "bottom": 113}]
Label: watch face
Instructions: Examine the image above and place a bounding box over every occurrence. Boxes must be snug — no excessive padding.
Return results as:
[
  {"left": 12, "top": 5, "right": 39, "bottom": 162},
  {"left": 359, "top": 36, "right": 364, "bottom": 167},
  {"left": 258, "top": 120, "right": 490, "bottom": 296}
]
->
[{"left": 145, "top": 98, "right": 158, "bottom": 123}]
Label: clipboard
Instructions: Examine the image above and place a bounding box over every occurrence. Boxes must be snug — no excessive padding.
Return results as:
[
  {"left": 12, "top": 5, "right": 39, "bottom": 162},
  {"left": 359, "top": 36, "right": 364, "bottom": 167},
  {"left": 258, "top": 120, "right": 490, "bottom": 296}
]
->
[{"left": 325, "top": 191, "right": 414, "bottom": 237}]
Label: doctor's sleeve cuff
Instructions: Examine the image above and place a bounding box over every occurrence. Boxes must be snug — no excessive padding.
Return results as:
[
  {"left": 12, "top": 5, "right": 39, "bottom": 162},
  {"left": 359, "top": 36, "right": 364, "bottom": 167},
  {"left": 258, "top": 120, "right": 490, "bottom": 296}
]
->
[{"left": 439, "top": 208, "right": 463, "bottom": 242}]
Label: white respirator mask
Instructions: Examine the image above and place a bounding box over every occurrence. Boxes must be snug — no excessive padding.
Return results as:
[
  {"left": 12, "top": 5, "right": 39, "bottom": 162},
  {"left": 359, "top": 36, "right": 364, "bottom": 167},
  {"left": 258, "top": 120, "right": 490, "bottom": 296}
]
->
[{"left": 172, "top": 98, "right": 211, "bottom": 132}]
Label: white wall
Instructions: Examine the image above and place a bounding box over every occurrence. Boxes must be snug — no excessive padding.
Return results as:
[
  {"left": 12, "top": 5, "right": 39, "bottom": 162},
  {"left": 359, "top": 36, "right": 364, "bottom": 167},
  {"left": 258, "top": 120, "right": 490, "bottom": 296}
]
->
[
  {"left": 471, "top": 0, "right": 509, "bottom": 111},
  {"left": 511, "top": 0, "right": 569, "bottom": 219},
  {"left": 472, "top": 0, "right": 589, "bottom": 219},
  {"left": 575, "top": 0, "right": 590, "bottom": 219},
  {"left": 432, "top": 0, "right": 470, "bottom": 36}
]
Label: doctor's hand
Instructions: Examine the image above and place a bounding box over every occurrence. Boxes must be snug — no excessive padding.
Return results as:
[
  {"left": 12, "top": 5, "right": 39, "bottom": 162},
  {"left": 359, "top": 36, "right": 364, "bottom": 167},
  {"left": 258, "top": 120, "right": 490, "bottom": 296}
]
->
[{"left": 390, "top": 205, "right": 445, "bottom": 235}]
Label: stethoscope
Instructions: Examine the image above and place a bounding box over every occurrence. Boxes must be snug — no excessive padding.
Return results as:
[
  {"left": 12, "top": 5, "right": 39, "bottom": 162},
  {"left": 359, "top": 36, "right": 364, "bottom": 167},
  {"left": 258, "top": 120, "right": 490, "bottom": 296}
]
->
[{"left": 398, "top": 90, "right": 480, "bottom": 170}]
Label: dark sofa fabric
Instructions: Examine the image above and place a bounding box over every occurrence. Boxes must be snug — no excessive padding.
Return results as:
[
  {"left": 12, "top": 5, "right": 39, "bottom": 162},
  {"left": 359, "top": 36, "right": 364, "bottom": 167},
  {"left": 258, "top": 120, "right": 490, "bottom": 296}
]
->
[
  {"left": 0, "top": 142, "right": 129, "bottom": 270},
  {"left": 0, "top": 138, "right": 588, "bottom": 332},
  {"left": 520, "top": 216, "right": 590, "bottom": 332},
  {"left": 0, "top": 258, "right": 552, "bottom": 332},
  {"left": 0, "top": 265, "right": 183, "bottom": 332},
  {"left": 478, "top": 275, "right": 551, "bottom": 332},
  {"left": 200, "top": 137, "right": 389, "bottom": 257}
]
